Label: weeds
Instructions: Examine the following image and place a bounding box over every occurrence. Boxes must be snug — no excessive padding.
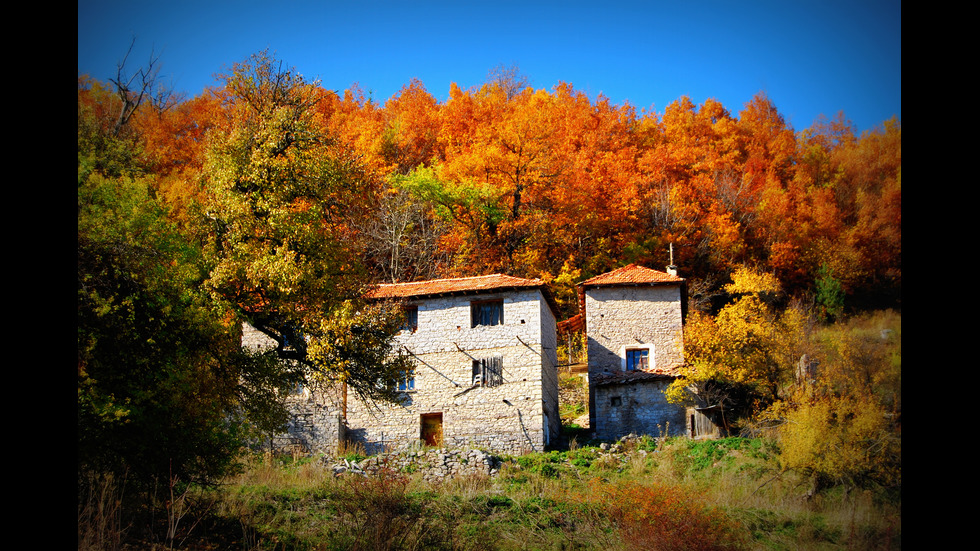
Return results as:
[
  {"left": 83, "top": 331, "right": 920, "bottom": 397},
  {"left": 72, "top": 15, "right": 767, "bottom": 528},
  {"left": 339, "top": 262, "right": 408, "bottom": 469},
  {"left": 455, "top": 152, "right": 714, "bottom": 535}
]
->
[
  {"left": 337, "top": 439, "right": 369, "bottom": 463},
  {"left": 595, "top": 481, "right": 748, "bottom": 551},
  {"left": 78, "top": 471, "right": 128, "bottom": 551}
]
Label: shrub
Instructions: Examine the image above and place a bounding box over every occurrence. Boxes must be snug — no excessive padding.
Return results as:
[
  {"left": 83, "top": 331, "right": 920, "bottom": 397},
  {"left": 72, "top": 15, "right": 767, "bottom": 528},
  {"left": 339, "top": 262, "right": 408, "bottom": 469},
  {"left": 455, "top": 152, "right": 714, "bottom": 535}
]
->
[
  {"left": 776, "top": 392, "right": 900, "bottom": 493},
  {"left": 667, "top": 437, "right": 752, "bottom": 475},
  {"left": 516, "top": 450, "right": 567, "bottom": 478},
  {"left": 567, "top": 446, "right": 600, "bottom": 469},
  {"left": 596, "top": 481, "right": 747, "bottom": 550}
]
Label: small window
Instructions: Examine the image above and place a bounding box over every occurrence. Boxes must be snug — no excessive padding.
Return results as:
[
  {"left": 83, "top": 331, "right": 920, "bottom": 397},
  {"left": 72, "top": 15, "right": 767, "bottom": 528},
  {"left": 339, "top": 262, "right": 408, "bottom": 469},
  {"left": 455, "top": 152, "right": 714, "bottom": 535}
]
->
[
  {"left": 473, "top": 356, "right": 503, "bottom": 387},
  {"left": 610, "top": 396, "right": 622, "bottom": 407},
  {"left": 398, "top": 369, "right": 415, "bottom": 391},
  {"left": 282, "top": 325, "right": 304, "bottom": 351},
  {"left": 401, "top": 306, "right": 418, "bottom": 333},
  {"left": 626, "top": 349, "right": 649, "bottom": 371},
  {"left": 471, "top": 300, "right": 503, "bottom": 327}
]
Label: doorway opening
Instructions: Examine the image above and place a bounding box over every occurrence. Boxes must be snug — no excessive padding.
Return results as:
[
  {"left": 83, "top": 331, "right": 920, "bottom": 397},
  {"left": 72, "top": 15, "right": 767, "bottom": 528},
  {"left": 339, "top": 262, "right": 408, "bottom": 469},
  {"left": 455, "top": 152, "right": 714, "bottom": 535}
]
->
[{"left": 420, "top": 412, "right": 443, "bottom": 447}]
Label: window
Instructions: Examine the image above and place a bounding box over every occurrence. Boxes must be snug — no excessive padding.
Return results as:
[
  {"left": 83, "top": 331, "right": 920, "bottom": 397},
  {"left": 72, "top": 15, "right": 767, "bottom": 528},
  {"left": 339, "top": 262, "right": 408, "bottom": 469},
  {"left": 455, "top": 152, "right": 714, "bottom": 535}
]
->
[
  {"left": 626, "top": 348, "right": 649, "bottom": 371},
  {"left": 471, "top": 300, "right": 503, "bottom": 327},
  {"left": 621, "top": 345, "right": 654, "bottom": 371},
  {"left": 282, "top": 325, "right": 304, "bottom": 351},
  {"left": 398, "top": 369, "right": 415, "bottom": 391},
  {"left": 610, "top": 396, "right": 622, "bottom": 407},
  {"left": 472, "top": 356, "right": 503, "bottom": 387},
  {"left": 401, "top": 306, "right": 418, "bottom": 333}
]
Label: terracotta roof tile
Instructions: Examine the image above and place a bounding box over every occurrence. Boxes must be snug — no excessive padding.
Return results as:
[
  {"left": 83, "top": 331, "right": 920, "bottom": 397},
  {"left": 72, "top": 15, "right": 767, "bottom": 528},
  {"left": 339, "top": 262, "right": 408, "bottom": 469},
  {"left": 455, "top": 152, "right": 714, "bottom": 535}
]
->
[
  {"left": 365, "top": 274, "right": 547, "bottom": 299},
  {"left": 364, "top": 274, "right": 560, "bottom": 317},
  {"left": 580, "top": 264, "right": 683, "bottom": 287},
  {"left": 557, "top": 313, "right": 584, "bottom": 334}
]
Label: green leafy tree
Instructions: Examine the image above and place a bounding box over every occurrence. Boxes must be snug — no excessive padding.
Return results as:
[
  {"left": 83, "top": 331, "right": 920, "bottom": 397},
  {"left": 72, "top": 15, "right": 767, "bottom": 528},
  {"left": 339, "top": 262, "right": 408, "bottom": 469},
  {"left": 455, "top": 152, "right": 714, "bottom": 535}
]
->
[
  {"left": 78, "top": 64, "right": 303, "bottom": 489},
  {"left": 202, "top": 51, "right": 412, "bottom": 403},
  {"left": 393, "top": 163, "right": 508, "bottom": 274},
  {"left": 78, "top": 171, "right": 298, "bottom": 486},
  {"left": 814, "top": 262, "right": 845, "bottom": 322}
]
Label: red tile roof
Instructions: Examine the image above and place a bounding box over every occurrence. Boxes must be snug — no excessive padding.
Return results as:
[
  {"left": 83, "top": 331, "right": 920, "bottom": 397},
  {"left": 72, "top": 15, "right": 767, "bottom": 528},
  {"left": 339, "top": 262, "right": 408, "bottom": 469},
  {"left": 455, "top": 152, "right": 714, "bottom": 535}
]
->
[
  {"left": 364, "top": 274, "right": 560, "bottom": 316},
  {"left": 580, "top": 264, "right": 683, "bottom": 287},
  {"left": 556, "top": 313, "right": 584, "bottom": 334},
  {"left": 365, "top": 274, "right": 546, "bottom": 299}
]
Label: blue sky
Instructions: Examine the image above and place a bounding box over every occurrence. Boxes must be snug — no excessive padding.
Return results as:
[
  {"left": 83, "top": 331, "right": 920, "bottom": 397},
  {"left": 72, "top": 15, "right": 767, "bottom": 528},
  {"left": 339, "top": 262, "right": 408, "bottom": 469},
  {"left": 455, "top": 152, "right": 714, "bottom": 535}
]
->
[{"left": 78, "top": 0, "right": 900, "bottom": 133}]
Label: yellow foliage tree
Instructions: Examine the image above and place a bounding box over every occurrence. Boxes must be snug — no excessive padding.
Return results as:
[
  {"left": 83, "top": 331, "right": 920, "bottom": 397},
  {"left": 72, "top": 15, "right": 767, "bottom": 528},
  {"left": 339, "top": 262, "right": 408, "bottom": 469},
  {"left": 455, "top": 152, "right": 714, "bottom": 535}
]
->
[
  {"left": 665, "top": 266, "right": 809, "bottom": 432},
  {"left": 775, "top": 390, "right": 899, "bottom": 494},
  {"left": 202, "top": 51, "right": 412, "bottom": 403},
  {"left": 765, "top": 311, "right": 901, "bottom": 493}
]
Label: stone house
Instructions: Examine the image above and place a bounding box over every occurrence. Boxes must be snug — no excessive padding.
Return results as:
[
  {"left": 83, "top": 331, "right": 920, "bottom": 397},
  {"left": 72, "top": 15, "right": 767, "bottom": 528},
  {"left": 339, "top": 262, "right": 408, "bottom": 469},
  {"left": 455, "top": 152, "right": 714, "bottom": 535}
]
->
[
  {"left": 580, "top": 264, "right": 691, "bottom": 439},
  {"left": 245, "top": 274, "right": 562, "bottom": 456}
]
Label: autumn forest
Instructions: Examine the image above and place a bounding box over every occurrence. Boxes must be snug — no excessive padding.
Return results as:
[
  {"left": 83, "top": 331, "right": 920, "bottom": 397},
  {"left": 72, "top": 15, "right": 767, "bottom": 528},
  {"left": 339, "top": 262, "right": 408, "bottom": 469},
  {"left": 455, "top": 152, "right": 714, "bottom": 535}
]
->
[{"left": 80, "top": 53, "right": 900, "bottom": 319}]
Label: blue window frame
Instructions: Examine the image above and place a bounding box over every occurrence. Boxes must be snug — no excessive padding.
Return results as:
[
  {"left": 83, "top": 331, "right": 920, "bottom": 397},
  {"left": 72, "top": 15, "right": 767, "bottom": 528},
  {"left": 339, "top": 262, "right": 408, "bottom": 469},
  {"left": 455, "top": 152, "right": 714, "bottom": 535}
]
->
[
  {"left": 398, "top": 371, "right": 415, "bottom": 391},
  {"left": 626, "top": 349, "right": 649, "bottom": 371}
]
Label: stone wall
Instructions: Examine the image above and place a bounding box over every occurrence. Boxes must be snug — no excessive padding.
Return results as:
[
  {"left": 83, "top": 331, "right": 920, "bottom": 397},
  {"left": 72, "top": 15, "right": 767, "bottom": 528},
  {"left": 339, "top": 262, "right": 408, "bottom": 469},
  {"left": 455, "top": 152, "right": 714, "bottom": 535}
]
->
[
  {"left": 352, "top": 448, "right": 502, "bottom": 481},
  {"left": 241, "top": 322, "right": 278, "bottom": 353},
  {"left": 539, "top": 297, "right": 562, "bottom": 445},
  {"left": 242, "top": 323, "right": 347, "bottom": 453},
  {"left": 593, "top": 378, "right": 688, "bottom": 439},
  {"left": 268, "top": 388, "right": 346, "bottom": 454},
  {"left": 243, "top": 287, "right": 560, "bottom": 458}
]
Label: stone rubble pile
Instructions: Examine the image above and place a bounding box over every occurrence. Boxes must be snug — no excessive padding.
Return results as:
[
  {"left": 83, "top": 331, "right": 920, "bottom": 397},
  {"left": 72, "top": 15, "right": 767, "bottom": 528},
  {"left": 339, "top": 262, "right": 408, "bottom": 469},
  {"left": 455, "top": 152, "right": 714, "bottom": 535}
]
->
[
  {"left": 326, "top": 448, "right": 502, "bottom": 480},
  {"left": 324, "top": 434, "right": 664, "bottom": 479}
]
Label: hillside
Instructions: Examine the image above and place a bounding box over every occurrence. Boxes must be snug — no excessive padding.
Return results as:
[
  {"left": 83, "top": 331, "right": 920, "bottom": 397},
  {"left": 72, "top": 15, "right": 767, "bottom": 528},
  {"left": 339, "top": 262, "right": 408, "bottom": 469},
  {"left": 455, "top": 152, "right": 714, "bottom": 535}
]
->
[{"left": 79, "top": 436, "right": 899, "bottom": 550}]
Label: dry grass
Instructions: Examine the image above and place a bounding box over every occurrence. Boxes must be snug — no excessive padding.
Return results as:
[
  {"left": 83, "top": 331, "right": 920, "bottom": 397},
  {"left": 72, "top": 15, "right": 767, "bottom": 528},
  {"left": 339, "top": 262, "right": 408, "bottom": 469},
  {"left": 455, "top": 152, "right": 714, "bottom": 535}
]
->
[
  {"left": 79, "top": 437, "right": 900, "bottom": 550},
  {"left": 78, "top": 471, "right": 128, "bottom": 551}
]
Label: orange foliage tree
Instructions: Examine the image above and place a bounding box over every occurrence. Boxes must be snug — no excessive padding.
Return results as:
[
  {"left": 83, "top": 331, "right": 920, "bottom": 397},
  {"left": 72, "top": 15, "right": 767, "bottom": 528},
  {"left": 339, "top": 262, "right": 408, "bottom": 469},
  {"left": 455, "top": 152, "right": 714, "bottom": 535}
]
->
[{"left": 113, "top": 58, "right": 900, "bottom": 312}]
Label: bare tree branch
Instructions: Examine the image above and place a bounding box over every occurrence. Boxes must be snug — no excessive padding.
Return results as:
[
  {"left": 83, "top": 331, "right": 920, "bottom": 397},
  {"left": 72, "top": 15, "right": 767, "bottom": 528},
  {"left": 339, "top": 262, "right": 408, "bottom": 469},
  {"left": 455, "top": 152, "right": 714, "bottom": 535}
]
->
[{"left": 109, "top": 37, "right": 164, "bottom": 135}]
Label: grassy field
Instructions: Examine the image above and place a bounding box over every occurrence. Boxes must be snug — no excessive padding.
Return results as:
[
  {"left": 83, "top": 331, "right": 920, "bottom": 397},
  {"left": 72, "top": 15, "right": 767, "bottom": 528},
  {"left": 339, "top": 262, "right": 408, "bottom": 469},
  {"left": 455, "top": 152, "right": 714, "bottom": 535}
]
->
[{"left": 79, "top": 435, "right": 900, "bottom": 550}]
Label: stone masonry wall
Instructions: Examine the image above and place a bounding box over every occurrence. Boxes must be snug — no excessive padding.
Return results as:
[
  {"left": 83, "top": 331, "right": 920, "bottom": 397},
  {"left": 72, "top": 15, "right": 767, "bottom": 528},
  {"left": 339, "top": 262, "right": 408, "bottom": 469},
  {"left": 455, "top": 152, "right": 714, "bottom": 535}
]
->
[
  {"left": 585, "top": 284, "right": 685, "bottom": 439},
  {"left": 270, "top": 389, "right": 346, "bottom": 454},
  {"left": 332, "top": 448, "right": 503, "bottom": 481},
  {"left": 242, "top": 288, "right": 559, "bottom": 457},
  {"left": 242, "top": 323, "right": 346, "bottom": 454},
  {"left": 539, "top": 297, "right": 562, "bottom": 445},
  {"left": 593, "top": 379, "right": 687, "bottom": 439}
]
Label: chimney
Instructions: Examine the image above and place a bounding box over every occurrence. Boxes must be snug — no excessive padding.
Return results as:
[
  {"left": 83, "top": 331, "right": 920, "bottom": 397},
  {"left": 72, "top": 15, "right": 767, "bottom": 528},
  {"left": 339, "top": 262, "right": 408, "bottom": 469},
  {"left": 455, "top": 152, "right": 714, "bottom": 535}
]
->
[{"left": 667, "top": 243, "right": 678, "bottom": 276}]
